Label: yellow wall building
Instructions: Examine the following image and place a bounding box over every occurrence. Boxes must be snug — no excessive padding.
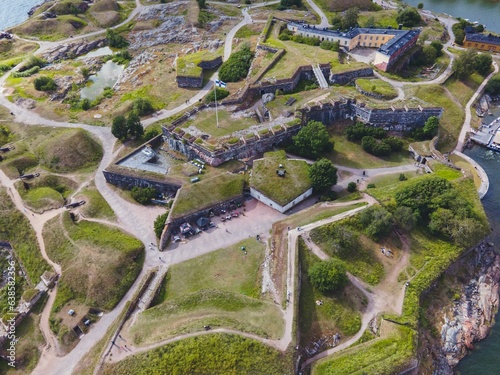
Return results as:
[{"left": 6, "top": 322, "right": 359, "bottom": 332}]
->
[{"left": 464, "top": 33, "right": 500, "bottom": 52}]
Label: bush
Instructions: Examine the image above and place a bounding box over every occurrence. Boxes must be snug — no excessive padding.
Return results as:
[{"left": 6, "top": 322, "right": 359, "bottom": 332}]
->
[
  {"left": 347, "top": 182, "right": 357, "bottom": 193},
  {"left": 308, "top": 259, "right": 348, "bottom": 293},
  {"left": 367, "top": 183, "right": 375, "bottom": 189},
  {"left": 397, "top": 7, "right": 422, "bottom": 27},
  {"left": 106, "top": 29, "right": 128, "bottom": 48},
  {"left": 81, "top": 98, "right": 91, "bottom": 111},
  {"left": 131, "top": 187, "right": 157, "bottom": 205},
  {"left": 279, "top": 0, "right": 302, "bottom": 10},
  {"left": 132, "top": 98, "right": 155, "bottom": 116},
  {"left": 219, "top": 44, "right": 254, "bottom": 82},
  {"left": 34, "top": 76, "right": 57, "bottom": 91},
  {"left": 112, "top": 115, "right": 127, "bottom": 140},
  {"left": 154, "top": 212, "right": 169, "bottom": 238},
  {"left": 345, "top": 122, "right": 386, "bottom": 141},
  {"left": 12, "top": 66, "right": 40, "bottom": 78},
  {"left": 291, "top": 120, "right": 333, "bottom": 159},
  {"left": 485, "top": 74, "right": 500, "bottom": 95},
  {"left": 205, "top": 88, "right": 230, "bottom": 102},
  {"left": 19, "top": 55, "right": 46, "bottom": 72},
  {"left": 475, "top": 53, "right": 492, "bottom": 76}
]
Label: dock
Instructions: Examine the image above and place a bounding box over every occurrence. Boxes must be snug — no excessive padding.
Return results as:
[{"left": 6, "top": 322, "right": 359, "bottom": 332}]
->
[{"left": 469, "top": 115, "right": 500, "bottom": 150}]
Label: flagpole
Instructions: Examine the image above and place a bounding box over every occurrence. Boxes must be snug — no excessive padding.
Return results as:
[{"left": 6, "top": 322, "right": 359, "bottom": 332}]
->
[{"left": 214, "top": 80, "right": 219, "bottom": 128}]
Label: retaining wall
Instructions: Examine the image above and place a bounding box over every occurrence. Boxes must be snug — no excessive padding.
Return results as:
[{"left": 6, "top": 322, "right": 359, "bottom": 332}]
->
[{"left": 329, "top": 67, "right": 374, "bottom": 85}]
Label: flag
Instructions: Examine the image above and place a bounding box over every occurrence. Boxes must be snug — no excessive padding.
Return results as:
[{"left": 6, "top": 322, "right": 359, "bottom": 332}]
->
[{"left": 215, "top": 79, "right": 227, "bottom": 88}]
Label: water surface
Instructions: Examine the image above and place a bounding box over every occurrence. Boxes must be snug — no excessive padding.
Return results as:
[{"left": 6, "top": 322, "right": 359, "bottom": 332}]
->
[{"left": 80, "top": 61, "right": 123, "bottom": 101}]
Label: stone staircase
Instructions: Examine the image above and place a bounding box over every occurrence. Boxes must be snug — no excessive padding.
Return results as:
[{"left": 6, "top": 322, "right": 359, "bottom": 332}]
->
[
  {"left": 137, "top": 266, "right": 168, "bottom": 313},
  {"left": 312, "top": 65, "right": 329, "bottom": 89}
]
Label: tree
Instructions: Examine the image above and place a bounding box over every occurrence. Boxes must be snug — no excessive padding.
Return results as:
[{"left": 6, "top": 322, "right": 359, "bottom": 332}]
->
[
  {"left": 308, "top": 259, "right": 348, "bottom": 293},
  {"left": 453, "top": 49, "right": 477, "bottom": 80},
  {"left": 112, "top": 115, "right": 128, "bottom": 140},
  {"left": 131, "top": 186, "right": 157, "bottom": 205},
  {"left": 205, "top": 88, "right": 230, "bottom": 102},
  {"left": 132, "top": 98, "right": 155, "bottom": 116},
  {"left": 423, "top": 116, "right": 439, "bottom": 137},
  {"left": 197, "top": 0, "right": 206, "bottom": 9},
  {"left": 309, "top": 158, "right": 338, "bottom": 192},
  {"left": 219, "top": 44, "right": 254, "bottom": 82},
  {"left": 417, "top": 2, "right": 424, "bottom": 9},
  {"left": 331, "top": 15, "right": 343, "bottom": 30},
  {"left": 430, "top": 40, "right": 443, "bottom": 57},
  {"left": 393, "top": 206, "right": 416, "bottom": 231},
  {"left": 347, "top": 182, "right": 357, "bottom": 193},
  {"left": 127, "top": 113, "right": 144, "bottom": 139},
  {"left": 154, "top": 212, "right": 169, "bottom": 238},
  {"left": 422, "top": 45, "right": 437, "bottom": 65},
  {"left": 453, "top": 28, "right": 465, "bottom": 45},
  {"left": 106, "top": 29, "right": 128, "bottom": 48},
  {"left": 358, "top": 205, "right": 393, "bottom": 239},
  {"left": 34, "top": 76, "right": 57, "bottom": 91},
  {"left": 329, "top": 224, "right": 358, "bottom": 257},
  {"left": 397, "top": 7, "right": 422, "bottom": 27},
  {"left": 279, "top": 0, "right": 301, "bottom": 10},
  {"left": 291, "top": 120, "right": 333, "bottom": 159},
  {"left": 485, "top": 74, "right": 500, "bottom": 95},
  {"left": 81, "top": 98, "right": 91, "bottom": 111},
  {"left": 342, "top": 7, "right": 359, "bottom": 30},
  {"left": 475, "top": 53, "right": 492, "bottom": 76}
]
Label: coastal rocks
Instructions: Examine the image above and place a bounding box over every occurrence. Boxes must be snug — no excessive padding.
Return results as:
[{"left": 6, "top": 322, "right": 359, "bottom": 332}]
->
[
  {"left": 476, "top": 94, "right": 492, "bottom": 117},
  {"left": 42, "top": 39, "right": 106, "bottom": 63},
  {"left": 438, "top": 246, "right": 500, "bottom": 370}
]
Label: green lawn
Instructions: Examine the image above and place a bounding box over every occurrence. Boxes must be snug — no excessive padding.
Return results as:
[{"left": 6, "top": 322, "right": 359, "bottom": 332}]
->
[
  {"left": 356, "top": 78, "right": 398, "bottom": 99},
  {"left": 298, "top": 240, "right": 364, "bottom": 350},
  {"left": 181, "top": 108, "right": 258, "bottom": 138},
  {"left": 325, "top": 127, "right": 413, "bottom": 169},
  {"left": 251, "top": 150, "right": 311, "bottom": 206},
  {"left": 428, "top": 161, "right": 462, "bottom": 181},
  {"left": 44, "top": 212, "right": 144, "bottom": 313},
  {"left": 448, "top": 154, "right": 481, "bottom": 189},
  {"left": 130, "top": 239, "right": 284, "bottom": 344},
  {"left": 77, "top": 184, "right": 116, "bottom": 220},
  {"left": 443, "top": 71, "right": 484, "bottom": 107},
  {"left": 358, "top": 10, "right": 398, "bottom": 28},
  {"left": 176, "top": 47, "right": 223, "bottom": 77},
  {"left": 367, "top": 171, "right": 422, "bottom": 189},
  {"left": 102, "top": 334, "right": 293, "bottom": 375},
  {"left": 169, "top": 172, "right": 244, "bottom": 219},
  {"left": 405, "top": 84, "right": 464, "bottom": 152}
]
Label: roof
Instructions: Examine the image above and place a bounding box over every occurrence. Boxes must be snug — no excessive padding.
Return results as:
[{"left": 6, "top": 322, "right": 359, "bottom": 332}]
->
[
  {"left": 288, "top": 22, "right": 420, "bottom": 57},
  {"left": 465, "top": 32, "right": 500, "bottom": 46},
  {"left": 250, "top": 150, "right": 311, "bottom": 207}
]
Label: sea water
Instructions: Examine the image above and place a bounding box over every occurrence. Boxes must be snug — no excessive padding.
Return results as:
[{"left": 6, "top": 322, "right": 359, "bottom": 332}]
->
[{"left": 0, "top": 0, "right": 45, "bottom": 31}]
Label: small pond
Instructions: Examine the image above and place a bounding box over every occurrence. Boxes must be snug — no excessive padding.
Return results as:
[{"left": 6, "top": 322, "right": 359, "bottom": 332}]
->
[
  {"left": 76, "top": 46, "right": 114, "bottom": 60},
  {"left": 80, "top": 60, "right": 124, "bottom": 101}
]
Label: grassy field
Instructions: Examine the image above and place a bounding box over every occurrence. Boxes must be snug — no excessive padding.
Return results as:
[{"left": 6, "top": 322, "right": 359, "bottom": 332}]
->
[
  {"left": 443, "top": 71, "right": 484, "bottom": 107},
  {"left": 44, "top": 212, "right": 143, "bottom": 312},
  {"left": 358, "top": 9, "right": 398, "bottom": 28},
  {"left": 176, "top": 47, "right": 223, "bottom": 77},
  {"left": 35, "top": 128, "right": 102, "bottom": 173},
  {"left": 76, "top": 183, "right": 116, "bottom": 220},
  {"left": 130, "top": 239, "right": 283, "bottom": 344},
  {"left": 356, "top": 78, "right": 398, "bottom": 99},
  {"left": 428, "top": 161, "right": 462, "bottom": 181},
  {"left": 0, "top": 187, "right": 51, "bottom": 283},
  {"left": 448, "top": 153, "right": 481, "bottom": 189},
  {"left": 405, "top": 84, "right": 464, "bottom": 152},
  {"left": 0, "top": 39, "right": 38, "bottom": 63},
  {"left": 251, "top": 151, "right": 311, "bottom": 206},
  {"left": 325, "top": 125, "right": 413, "bottom": 169},
  {"left": 169, "top": 173, "right": 244, "bottom": 219},
  {"left": 367, "top": 170, "right": 422, "bottom": 189},
  {"left": 102, "top": 333, "right": 293, "bottom": 375},
  {"left": 312, "top": 323, "right": 415, "bottom": 375},
  {"left": 298, "top": 240, "right": 364, "bottom": 351},
  {"left": 310, "top": 220, "right": 385, "bottom": 285},
  {"left": 14, "top": 174, "right": 78, "bottom": 213},
  {"left": 180, "top": 107, "right": 258, "bottom": 138}
]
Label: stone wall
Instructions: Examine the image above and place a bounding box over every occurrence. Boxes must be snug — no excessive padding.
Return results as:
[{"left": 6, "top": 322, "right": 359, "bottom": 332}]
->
[
  {"left": 198, "top": 56, "right": 223, "bottom": 70},
  {"left": 329, "top": 68, "right": 374, "bottom": 85},
  {"left": 176, "top": 74, "right": 203, "bottom": 88},
  {"left": 102, "top": 170, "right": 181, "bottom": 194},
  {"left": 163, "top": 122, "right": 302, "bottom": 166}
]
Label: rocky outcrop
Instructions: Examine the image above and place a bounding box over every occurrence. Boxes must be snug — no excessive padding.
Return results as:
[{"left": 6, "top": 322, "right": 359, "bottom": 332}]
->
[
  {"left": 42, "top": 39, "right": 106, "bottom": 63},
  {"left": 430, "top": 245, "right": 500, "bottom": 374}
]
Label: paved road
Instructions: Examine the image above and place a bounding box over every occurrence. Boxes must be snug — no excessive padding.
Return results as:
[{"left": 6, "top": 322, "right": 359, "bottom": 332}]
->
[{"left": 304, "top": 0, "right": 330, "bottom": 28}]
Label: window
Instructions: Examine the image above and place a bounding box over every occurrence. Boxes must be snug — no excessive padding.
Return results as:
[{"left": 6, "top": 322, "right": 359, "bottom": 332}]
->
[
  {"left": 370, "top": 36, "right": 373, "bottom": 40},
  {"left": 376, "top": 36, "right": 379, "bottom": 40}
]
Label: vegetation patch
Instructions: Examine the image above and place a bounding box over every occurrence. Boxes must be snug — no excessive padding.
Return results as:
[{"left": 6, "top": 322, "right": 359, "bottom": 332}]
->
[
  {"left": 169, "top": 172, "right": 244, "bottom": 219},
  {"left": 0, "top": 187, "right": 51, "bottom": 283},
  {"left": 76, "top": 183, "right": 116, "bottom": 220},
  {"left": 35, "top": 128, "right": 102, "bottom": 172},
  {"left": 102, "top": 333, "right": 293, "bottom": 375},
  {"left": 356, "top": 78, "right": 397, "bottom": 99},
  {"left": 176, "top": 48, "right": 222, "bottom": 77},
  {"left": 251, "top": 150, "right": 311, "bottom": 206},
  {"left": 44, "top": 212, "right": 143, "bottom": 312}
]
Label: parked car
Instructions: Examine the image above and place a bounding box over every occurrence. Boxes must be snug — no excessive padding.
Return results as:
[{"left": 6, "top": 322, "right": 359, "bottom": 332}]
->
[
  {"left": 232, "top": 212, "right": 239, "bottom": 218},
  {"left": 194, "top": 228, "right": 202, "bottom": 235},
  {"left": 209, "top": 221, "right": 216, "bottom": 228},
  {"left": 173, "top": 235, "right": 181, "bottom": 242},
  {"left": 226, "top": 215, "right": 232, "bottom": 220}
]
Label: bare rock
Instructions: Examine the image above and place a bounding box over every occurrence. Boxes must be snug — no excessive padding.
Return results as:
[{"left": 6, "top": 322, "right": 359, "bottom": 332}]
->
[
  {"left": 15, "top": 98, "right": 36, "bottom": 110},
  {"left": 42, "top": 39, "right": 106, "bottom": 63}
]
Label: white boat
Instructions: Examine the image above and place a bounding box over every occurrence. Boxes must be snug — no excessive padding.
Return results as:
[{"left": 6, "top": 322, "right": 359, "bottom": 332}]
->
[{"left": 142, "top": 145, "right": 155, "bottom": 158}]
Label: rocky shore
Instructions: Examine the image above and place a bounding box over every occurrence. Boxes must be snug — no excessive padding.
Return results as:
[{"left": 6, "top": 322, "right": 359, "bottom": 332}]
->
[{"left": 421, "top": 243, "right": 500, "bottom": 374}]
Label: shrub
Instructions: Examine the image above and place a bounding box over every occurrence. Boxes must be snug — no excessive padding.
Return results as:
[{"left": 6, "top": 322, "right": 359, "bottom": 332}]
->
[
  {"left": 81, "top": 98, "right": 91, "bottom": 110},
  {"left": 219, "top": 44, "right": 254, "bottom": 82},
  {"left": 12, "top": 66, "right": 40, "bottom": 78},
  {"left": 132, "top": 98, "right": 155, "bottom": 116},
  {"left": 112, "top": 115, "right": 127, "bottom": 140},
  {"left": 347, "top": 182, "right": 357, "bottom": 192},
  {"left": 205, "top": 88, "right": 230, "bottom": 102},
  {"left": 131, "top": 187, "right": 157, "bottom": 205},
  {"left": 309, "top": 158, "right": 338, "bottom": 192},
  {"left": 397, "top": 7, "right": 422, "bottom": 27},
  {"left": 308, "top": 259, "right": 348, "bottom": 293},
  {"left": 154, "top": 212, "right": 169, "bottom": 238},
  {"left": 367, "top": 183, "right": 375, "bottom": 189},
  {"left": 34, "top": 76, "right": 57, "bottom": 91},
  {"left": 106, "top": 29, "right": 128, "bottom": 48},
  {"left": 19, "top": 55, "right": 46, "bottom": 72}
]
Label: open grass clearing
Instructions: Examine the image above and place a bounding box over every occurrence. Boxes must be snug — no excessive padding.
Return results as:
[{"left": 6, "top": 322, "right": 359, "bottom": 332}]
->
[
  {"left": 75, "top": 182, "right": 117, "bottom": 220},
  {"left": 366, "top": 170, "right": 422, "bottom": 190},
  {"left": 44, "top": 212, "right": 144, "bottom": 312},
  {"left": 176, "top": 47, "right": 223, "bottom": 77},
  {"left": 428, "top": 161, "right": 463, "bottom": 180},
  {"left": 356, "top": 78, "right": 398, "bottom": 99},
  {"left": 443, "top": 71, "right": 484, "bottom": 107},
  {"left": 102, "top": 333, "right": 294, "bottom": 375},
  {"left": 448, "top": 153, "right": 481, "bottom": 189},
  {"left": 358, "top": 9, "right": 398, "bottom": 28},
  {"left": 405, "top": 84, "right": 464, "bottom": 152},
  {"left": 298, "top": 239, "right": 365, "bottom": 352},
  {"left": 0, "top": 39, "right": 38, "bottom": 62},
  {"left": 325, "top": 124, "right": 414, "bottom": 169},
  {"left": 130, "top": 239, "right": 284, "bottom": 344}
]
